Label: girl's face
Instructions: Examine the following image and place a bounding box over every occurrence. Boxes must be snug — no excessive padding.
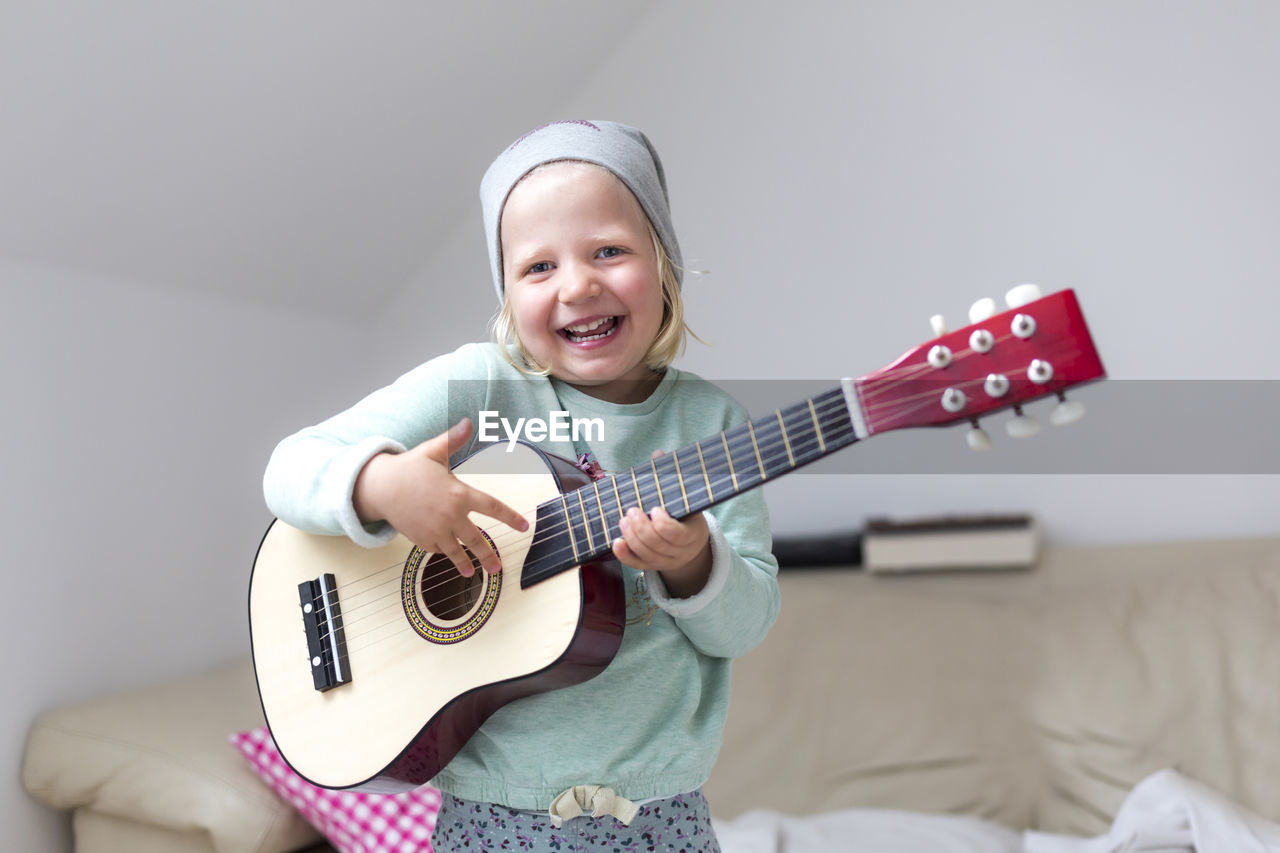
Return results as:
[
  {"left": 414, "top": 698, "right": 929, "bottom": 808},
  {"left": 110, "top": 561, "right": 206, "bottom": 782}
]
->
[{"left": 501, "top": 162, "right": 664, "bottom": 404}]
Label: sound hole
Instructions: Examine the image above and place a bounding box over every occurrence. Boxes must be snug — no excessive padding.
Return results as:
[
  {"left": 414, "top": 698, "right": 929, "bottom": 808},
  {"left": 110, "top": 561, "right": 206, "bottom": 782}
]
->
[{"left": 420, "top": 549, "right": 486, "bottom": 622}]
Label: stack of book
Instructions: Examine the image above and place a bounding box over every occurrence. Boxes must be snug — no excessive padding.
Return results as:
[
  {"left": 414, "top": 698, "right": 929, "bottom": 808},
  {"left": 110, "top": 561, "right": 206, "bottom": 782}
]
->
[{"left": 860, "top": 513, "right": 1040, "bottom": 574}]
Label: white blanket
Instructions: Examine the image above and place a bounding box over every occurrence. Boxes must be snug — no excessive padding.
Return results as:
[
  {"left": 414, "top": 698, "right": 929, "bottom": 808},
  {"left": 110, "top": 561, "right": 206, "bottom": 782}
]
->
[
  {"left": 712, "top": 807, "right": 1023, "bottom": 853},
  {"left": 712, "top": 770, "right": 1280, "bottom": 853},
  {"left": 1024, "top": 769, "right": 1280, "bottom": 853}
]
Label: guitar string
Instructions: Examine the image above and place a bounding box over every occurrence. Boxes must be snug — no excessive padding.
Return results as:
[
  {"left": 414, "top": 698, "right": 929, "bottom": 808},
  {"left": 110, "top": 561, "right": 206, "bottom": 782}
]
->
[
  {"left": 302, "top": 391, "right": 852, "bottom": 618},
  {"left": 304, "top": 418, "right": 846, "bottom": 667},
  {"left": 856, "top": 326, "right": 1062, "bottom": 401},
  {"left": 300, "top": 331, "right": 1095, "bottom": 670},
  {"left": 310, "top": 409, "right": 856, "bottom": 657},
  {"left": 310, "top": 353, "right": 1092, "bottom": 665},
  {"left": 305, "top": 312, "right": 1075, "bottom": 616},
  {"left": 313, "top": 401, "right": 852, "bottom": 642},
  {"left": 307, "top": 390, "right": 851, "bottom": 606},
  {"left": 859, "top": 342, "right": 1088, "bottom": 419},
  {"left": 303, "top": 336, "right": 1088, "bottom": 629},
  {"left": 299, "top": 333, "right": 1092, "bottom": 640}
]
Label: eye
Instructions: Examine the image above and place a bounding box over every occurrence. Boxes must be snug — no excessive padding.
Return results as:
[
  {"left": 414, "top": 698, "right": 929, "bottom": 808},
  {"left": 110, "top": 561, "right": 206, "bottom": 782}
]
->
[
  {"left": 526, "top": 261, "right": 553, "bottom": 276},
  {"left": 597, "top": 246, "right": 625, "bottom": 259}
]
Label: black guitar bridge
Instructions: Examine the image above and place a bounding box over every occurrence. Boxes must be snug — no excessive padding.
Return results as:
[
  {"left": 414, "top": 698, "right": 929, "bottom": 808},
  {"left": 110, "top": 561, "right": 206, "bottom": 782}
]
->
[{"left": 298, "top": 573, "right": 351, "bottom": 692}]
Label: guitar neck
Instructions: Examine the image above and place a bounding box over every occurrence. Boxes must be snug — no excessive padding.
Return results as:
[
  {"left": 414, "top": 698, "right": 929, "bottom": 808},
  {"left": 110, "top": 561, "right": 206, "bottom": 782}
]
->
[
  {"left": 521, "top": 385, "right": 859, "bottom": 587},
  {"left": 519, "top": 288, "right": 1107, "bottom": 587}
]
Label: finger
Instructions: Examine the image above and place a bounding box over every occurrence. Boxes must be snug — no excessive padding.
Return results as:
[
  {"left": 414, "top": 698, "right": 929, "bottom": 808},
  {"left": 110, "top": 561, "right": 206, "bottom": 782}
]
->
[
  {"left": 421, "top": 418, "right": 473, "bottom": 464},
  {"left": 467, "top": 486, "right": 530, "bottom": 533},
  {"left": 458, "top": 523, "right": 500, "bottom": 574},
  {"left": 646, "top": 507, "right": 687, "bottom": 542},
  {"left": 621, "top": 508, "right": 676, "bottom": 562},
  {"left": 632, "top": 507, "right": 688, "bottom": 553},
  {"left": 446, "top": 417, "right": 474, "bottom": 454},
  {"left": 650, "top": 448, "right": 664, "bottom": 459},
  {"left": 437, "top": 536, "right": 476, "bottom": 578},
  {"left": 611, "top": 536, "right": 635, "bottom": 565}
]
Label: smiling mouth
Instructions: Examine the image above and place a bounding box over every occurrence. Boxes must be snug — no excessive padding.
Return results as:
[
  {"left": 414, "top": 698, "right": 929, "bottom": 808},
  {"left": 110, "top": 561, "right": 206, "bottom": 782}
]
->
[{"left": 560, "top": 316, "right": 619, "bottom": 343}]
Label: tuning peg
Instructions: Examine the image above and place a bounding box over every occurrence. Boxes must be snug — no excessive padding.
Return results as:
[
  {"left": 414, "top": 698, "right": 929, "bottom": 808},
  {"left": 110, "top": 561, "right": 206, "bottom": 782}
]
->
[
  {"left": 968, "top": 297, "right": 997, "bottom": 324},
  {"left": 966, "top": 421, "right": 993, "bottom": 452},
  {"left": 1005, "top": 283, "right": 1043, "bottom": 308},
  {"left": 1005, "top": 405, "right": 1041, "bottom": 439},
  {"left": 1051, "top": 392, "right": 1086, "bottom": 426},
  {"left": 930, "top": 314, "right": 948, "bottom": 337}
]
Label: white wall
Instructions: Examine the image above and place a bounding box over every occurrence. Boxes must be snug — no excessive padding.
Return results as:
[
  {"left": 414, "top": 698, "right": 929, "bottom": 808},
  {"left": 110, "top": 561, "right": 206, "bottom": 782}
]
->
[
  {"left": 376, "top": 0, "right": 1280, "bottom": 545},
  {"left": 10, "top": 3, "right": 1279, "bottom": 850},
  {"left": 2, "top": 261, "right": 372, "bottom": 849}
]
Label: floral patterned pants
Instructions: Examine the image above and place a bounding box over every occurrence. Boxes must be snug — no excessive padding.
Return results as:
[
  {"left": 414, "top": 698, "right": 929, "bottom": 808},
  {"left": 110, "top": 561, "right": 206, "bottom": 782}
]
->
[{"left": 430, "top": 789, "right": 722, "bottom": 852}]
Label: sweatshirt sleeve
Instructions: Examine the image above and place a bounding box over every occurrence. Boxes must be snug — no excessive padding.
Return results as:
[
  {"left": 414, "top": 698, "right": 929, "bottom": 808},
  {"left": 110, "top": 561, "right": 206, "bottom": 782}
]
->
[
  {"left": 643, "top": 493, "right": 780, "bottom": 659},
  {"left": 262, "top": 344, "right": 489, "bottom": 547}
]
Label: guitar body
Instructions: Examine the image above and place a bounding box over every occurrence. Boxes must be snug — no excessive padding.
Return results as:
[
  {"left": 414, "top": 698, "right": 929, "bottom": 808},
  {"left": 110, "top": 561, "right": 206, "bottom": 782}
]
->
[{"left": 249, "top": 441, "right": 625, "bottom": 792}]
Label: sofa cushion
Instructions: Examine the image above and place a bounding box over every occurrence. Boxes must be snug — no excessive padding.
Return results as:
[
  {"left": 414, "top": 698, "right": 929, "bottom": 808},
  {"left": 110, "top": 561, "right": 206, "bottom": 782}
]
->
[
  {"left": 1028, "top": 538, "right": 1280, "bottom": 836},
  {"left": 23, "top": 659, "right": 320, "bottom": 853},
  {"left": 707, "top": 566, "right": 1043, "bottom": 828},
  {"left": 231, "top": 726, "right": 440, "bottom": 853}
]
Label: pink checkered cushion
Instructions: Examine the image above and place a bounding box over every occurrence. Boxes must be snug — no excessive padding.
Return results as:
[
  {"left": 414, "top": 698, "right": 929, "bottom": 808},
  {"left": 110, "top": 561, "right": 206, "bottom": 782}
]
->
[{"left": 231, "top": 726, "right": 439, "bottom": 853}]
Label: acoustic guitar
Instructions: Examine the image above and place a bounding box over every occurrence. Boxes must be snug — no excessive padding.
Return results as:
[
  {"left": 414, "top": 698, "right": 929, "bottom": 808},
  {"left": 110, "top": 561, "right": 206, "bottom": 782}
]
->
[{"left": 249, "top": 286, "right": 1105, "bottom": 792}]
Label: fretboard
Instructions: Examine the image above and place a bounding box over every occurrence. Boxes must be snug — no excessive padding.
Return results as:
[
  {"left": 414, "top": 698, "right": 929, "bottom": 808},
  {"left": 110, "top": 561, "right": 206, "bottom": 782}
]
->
[{"left": 521, "top": 386, "right": 858, "bottom": 587}]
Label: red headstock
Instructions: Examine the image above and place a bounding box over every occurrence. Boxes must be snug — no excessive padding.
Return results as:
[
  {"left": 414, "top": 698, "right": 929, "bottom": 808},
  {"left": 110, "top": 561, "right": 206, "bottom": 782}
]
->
[{"left": 848, "top": 288, "right": 1106, "bottom": 440}]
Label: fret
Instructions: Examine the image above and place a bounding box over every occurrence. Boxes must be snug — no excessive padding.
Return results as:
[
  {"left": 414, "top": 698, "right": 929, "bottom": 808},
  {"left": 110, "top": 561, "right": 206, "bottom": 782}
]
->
[
  {"left": 525, "top": 385, "right": 861, "bottom": 589},
  {"left": 700, "top": 435, "right": 735, "bottom": 502},
  {"left": 724, "top": 422, "right": 765, "bottom": 491},
  {"left": 807, "top": 399, "right": 826, "bottom": 453},
  {"left": 776, "top": 401, "right": 813, "bottom": 469},
  {"left": 610, "top": 475, "right": 625, "bottom": 530},
  {"left": 592, "top": 480, "right": 612, "bottom": 545},
  {"left": 575, "top": 489, "right": 594, "bottom": 553},
  {"left": 650, "top": 457, "right": 667, "bottom": 510},
  {"left": 558, "top": 494, "right": 581, "bottom": 563},
  {"left": 749, "top": 412, "right": 792, "bottom": 480},
  {"left": 694, "top": 440, "right": 714, "bottom": 503},
  {"left": 670, "top": 448, "right": 691, "bottom": 513},
  {"left": 796, "top": 400, "right": 832, "bottom": 467},
  {"left": 719, "top": 432, "right": 740, "bottom": 492},
  {"left": 682, "top": 445, "right": 712, "bottom": 510},
  {"left": 656, "top": 451, "right": 685, "bottom": 513},
  {"left": 745, "top": 420, "right": 767, "bottom": 480},
  {"left": 776, "top": 409, "right": 796, "bottom": 468},
  {"left": 630, "top": 468, "right": 644, "bottom": 513},
  {"left": 815, "top": 388, "right": 858, "bottom": 448}
]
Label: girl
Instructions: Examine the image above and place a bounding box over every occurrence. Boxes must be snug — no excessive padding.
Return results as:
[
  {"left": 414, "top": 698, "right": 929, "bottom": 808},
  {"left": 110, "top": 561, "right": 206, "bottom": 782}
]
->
[{"left": 264, "top": 120, "right": 779, "bottom": 852}]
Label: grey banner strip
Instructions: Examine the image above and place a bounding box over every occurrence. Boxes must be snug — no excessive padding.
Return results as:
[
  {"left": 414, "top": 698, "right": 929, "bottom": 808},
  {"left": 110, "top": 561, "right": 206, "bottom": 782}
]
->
[{"left": 449, "top": 379, "right": 1280, "bottom": 475}]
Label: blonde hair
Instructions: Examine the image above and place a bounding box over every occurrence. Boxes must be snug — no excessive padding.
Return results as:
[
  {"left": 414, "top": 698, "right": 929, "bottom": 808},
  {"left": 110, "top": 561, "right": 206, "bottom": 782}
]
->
[{"left": 489, "top": 168, "right": 694, "bottom": 377}]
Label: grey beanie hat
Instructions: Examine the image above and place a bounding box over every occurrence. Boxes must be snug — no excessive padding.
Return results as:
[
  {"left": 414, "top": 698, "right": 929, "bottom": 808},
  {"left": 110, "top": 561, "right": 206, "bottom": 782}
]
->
[{"left": 479, "top": 119, "right": 683, "bottom": 304}]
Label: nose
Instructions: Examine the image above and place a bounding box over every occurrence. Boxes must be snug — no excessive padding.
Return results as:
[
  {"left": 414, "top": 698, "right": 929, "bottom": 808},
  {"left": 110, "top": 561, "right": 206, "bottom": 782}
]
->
[{"left": 557, "top": 262, "right": 601, "bottom": 304}]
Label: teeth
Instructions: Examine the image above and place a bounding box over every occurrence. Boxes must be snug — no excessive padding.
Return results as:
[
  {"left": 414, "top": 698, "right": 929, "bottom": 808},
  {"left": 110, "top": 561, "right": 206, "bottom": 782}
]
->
[
  {"left": 563, "top": 316, "right": 618, "bottom": 343},
  {"left": 565, "top": 317, "right": 611, "bottom": 333},
  {"left": 572, "top": 327, "right": 615, "bottom": 342}
]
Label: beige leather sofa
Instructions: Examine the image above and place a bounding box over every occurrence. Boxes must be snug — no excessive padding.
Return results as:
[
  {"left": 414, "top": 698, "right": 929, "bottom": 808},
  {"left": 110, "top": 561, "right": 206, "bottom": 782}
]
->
[{"left": 23, "top": 535, "right": 1280, "bottom": 852}]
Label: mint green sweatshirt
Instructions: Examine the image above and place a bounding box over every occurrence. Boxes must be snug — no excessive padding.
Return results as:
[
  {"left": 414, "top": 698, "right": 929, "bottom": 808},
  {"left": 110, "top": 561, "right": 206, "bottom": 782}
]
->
[{"left": 262, "top": 342, "right": 779, "bottom": 809}]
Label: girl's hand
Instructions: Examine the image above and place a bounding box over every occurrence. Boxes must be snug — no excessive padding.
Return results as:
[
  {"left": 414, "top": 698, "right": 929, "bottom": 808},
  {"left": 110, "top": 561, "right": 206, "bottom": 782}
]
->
[
  {"left": 611, "top": 451, "right": 713, "bottom": 597},
  {"left": 353, "top": 418, "right": 529, "bottom": 576}
]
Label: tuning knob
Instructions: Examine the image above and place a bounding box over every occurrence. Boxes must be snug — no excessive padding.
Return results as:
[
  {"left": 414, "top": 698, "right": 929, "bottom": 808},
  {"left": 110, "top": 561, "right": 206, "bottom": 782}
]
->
[
  {"left": 967, "top": 421, "right": 993, "bottom": 452},
  {"left": 1051, "top": 393, "right": 1086, "bottom": 426},
  {"left": 969, "top": 298, "right": 997, "bottom": 324},
  {"left": 1006, "top": 406, "right": 1041, "bottom": 439},
  {"left": 930, "top": 314, "right": 948, "bottom": 338},
  {"left": 1005, "top": 283, "right": 1043, "bottom": 308}
]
